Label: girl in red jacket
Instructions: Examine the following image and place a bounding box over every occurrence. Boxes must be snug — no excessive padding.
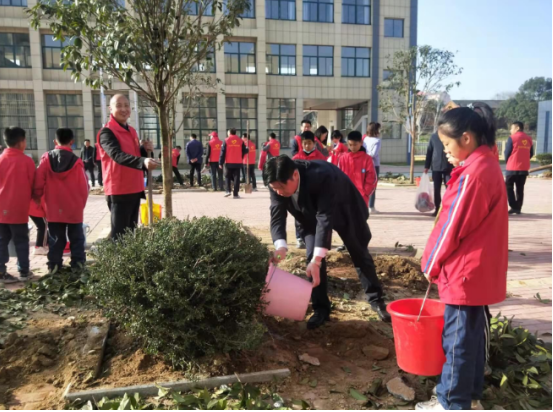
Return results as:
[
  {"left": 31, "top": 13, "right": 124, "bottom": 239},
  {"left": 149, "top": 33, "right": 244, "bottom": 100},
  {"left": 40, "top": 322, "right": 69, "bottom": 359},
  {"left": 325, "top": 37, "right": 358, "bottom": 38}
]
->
[
  {"left": 329, "top": 130, "right": 348, "bottom": 165},
  {"left": 417, "top": 104, "right": 507, "bottom": 410}
]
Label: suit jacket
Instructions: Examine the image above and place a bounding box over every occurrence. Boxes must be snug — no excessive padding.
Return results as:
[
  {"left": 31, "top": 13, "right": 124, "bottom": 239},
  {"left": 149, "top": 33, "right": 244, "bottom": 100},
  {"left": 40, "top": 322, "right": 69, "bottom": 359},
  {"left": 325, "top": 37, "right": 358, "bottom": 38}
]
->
[{"left": 269, "top": 160, "right": 369, "bottom": 250}]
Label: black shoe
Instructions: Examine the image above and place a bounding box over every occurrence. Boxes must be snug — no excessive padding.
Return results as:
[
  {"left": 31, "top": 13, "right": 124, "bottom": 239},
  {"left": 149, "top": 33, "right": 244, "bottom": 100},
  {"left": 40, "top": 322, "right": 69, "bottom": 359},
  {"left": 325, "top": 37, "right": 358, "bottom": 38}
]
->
[
  {"left": 508, "top": 209, "right": 521, "bottom": 215},
  {"left": 371, "top": 301, "right": 391, "bottom": 323},
  {"left": 0, "top": 272, "right": 18, "bottom": 284},
  {"left": 18, "top": 271, "right": 34, "bottom": 282},
  {"left": 233, "top": 195, "right": 240, "bottom": 199},
  {"left": 307, "top": 311, "right": 330, "bottom": 330}
]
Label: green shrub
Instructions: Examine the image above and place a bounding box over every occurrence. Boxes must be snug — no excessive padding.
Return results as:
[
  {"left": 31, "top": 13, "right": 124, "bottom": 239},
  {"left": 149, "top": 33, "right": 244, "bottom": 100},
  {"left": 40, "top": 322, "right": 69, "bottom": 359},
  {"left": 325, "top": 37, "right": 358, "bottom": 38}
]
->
[
  {"left": 89, "top": 217, "right": 269, "bottom": 368},
  {"left": 536, "top": 153, "right": 552, "bottom": 166}
]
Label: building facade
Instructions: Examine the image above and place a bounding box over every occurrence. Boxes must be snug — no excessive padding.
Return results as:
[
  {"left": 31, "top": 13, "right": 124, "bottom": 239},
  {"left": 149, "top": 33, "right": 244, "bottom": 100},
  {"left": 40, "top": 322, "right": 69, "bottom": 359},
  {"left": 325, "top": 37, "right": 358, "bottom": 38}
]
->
[
  {"left": 0, "top": 0, "right": 417, "bottom": 162},
  {"left": 537, "top": 100, "right": 551, "bottom": 155}
]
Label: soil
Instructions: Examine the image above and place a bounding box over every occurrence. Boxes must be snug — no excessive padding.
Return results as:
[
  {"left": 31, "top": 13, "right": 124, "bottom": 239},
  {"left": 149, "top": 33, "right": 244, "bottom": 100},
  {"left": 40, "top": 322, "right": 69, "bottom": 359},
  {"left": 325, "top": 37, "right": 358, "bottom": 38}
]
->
[{"left": 89, "top": 181, "right": 209, "bottom": 196}]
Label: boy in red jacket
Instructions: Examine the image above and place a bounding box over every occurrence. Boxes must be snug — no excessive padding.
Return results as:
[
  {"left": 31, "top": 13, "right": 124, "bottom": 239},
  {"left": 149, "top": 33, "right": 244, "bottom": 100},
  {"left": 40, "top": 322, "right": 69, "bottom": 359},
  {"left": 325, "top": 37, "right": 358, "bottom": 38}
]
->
[
  {"left": 0, "top": 127, "right": 35, "bottom": 283},
  {"left": 34, "top": 128, "right": 89, "bottom": 272},
  {"left": 417, "top": 103, "right": 507, "bottom": 410},
  {"left": 292, "top": 131, "right": 327, "bottom": 161}
]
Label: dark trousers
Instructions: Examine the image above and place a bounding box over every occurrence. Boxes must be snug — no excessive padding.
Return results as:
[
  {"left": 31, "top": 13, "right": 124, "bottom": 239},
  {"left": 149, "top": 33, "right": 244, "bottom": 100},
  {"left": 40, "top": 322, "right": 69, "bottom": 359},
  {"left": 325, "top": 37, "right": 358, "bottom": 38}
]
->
[
  {"left": 305, "top": 233, "right": 330, "bottom": 313},
  {"left": 505, "top": 174, "right": 527, "bottom": 212},
  {"left": 107, "top": 197, "right": 141, "bottom": 239},
  {"left": 96, "top": 161, "right": 103, "bottom": 186},
  {"left": 241, "top": 165, "right": 246, "bottom": 182},
  {"left": 47, "top": 222, "right": 86, "bottom": 270},
  {"left": 244, "top": 164, "right": 257, "bottom": 189},
  {"left": 225, "top": 166, "right": 241, "bottom": 196},
  {"left": 171, "top": 166, "right": 183, "bottom": 185},
  {"left": 369, "top": 166, "right": 380, "bottom": 208},
  {"left": 189, "top": 163, "right": 202, "bottom": 186},
  {"left": 30, "top": 215, "right": 47, "bottom": 248},
  {"left": 84, "top": 161, "right": 96, "bottom": 187},
  {"left": 432, "top": 171, "right": 451, "bottom": 211},
  {"left": 0, "top": 223, "right": 29, "bottom": 273},
  {"left": 209, "top": 162, "right": 224, "bottom": 191},
  {"left": 437, "top": 305, "right": 486, "bottom": 410}
]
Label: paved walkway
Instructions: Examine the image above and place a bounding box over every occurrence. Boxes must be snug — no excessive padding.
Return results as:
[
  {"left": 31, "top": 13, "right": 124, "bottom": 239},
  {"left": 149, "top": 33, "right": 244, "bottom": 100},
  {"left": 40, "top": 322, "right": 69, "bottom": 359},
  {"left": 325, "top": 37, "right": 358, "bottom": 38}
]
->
[{"left": 5, "top": 178, "right": 552, "bottom": 337}]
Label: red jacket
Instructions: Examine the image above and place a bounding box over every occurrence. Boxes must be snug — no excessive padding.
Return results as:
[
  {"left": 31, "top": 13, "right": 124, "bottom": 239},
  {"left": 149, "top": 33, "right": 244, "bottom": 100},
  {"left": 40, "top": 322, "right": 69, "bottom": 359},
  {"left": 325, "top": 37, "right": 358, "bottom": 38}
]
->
[
  {"left": 421, "top": 145, "right": 508, "bottom": 306},
  {"left": 0, "top": 148, "right": 35, "bottom": 224},
  {"left": 329, "top": 141, "right": 348, "bottom": 165},
  {"left": 172, "top": 148, "right": 180, "bottom": 168},
  {"left": 95, "top": 140, "right": 101, "bottom": 161},
  {"left": 337, "top": 149, "right": 377, "bottom": 206},
  {"left": 506, "top": 131, "right": 533, "bottom": 171},
  {"left": 29, "top": 196, "right": 46, "bottom": 218},
  {"left": 34, "top": 146, "right": 89, "bottom": 224},
  {"left": 243, "top": 140, "right": 256, "bottom": 165},
  {"left": 258, "top": 139, "right": 281, "bottom": 170},
  {"left": 293, "top": 149, "right": 327, "bottom": 161},
  {"left": 224, "top": 135, "right": 243, "bottom": 164},
  {"left": 208, "top": 137, "right": 223, "bottom": 162},
  {"left": 294, "top": 135, "right": 325, "bottom": 152},
  {"left": 98, "top": 115, "right": 144, "bottom": 196}
]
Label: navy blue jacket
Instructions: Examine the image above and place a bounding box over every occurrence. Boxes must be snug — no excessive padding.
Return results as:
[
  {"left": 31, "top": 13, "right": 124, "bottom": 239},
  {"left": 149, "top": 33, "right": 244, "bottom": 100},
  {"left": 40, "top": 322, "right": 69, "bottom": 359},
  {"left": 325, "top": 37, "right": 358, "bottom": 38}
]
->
[{"left": 186, "top": 139, "right": 204, "bottom": 164}]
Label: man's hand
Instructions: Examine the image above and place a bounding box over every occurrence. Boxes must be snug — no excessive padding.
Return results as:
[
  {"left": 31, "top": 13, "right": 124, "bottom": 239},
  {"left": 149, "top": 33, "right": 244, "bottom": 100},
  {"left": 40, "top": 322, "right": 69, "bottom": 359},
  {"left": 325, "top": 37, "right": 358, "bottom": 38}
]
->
[
  {"left": 219, "top": 165, "right": 223, "bottom": 169},
  {"left": 424, "top": 168, "right": 429, "bottom": 174},
  {"left": 306, "top": 259, "right": 322, "bottom": 288},
  {"left": 144, "top": 158, "right": 160, "bottom": 170},
  {"left": 270, "top": 247, "right": 288, "bottom": 265}
]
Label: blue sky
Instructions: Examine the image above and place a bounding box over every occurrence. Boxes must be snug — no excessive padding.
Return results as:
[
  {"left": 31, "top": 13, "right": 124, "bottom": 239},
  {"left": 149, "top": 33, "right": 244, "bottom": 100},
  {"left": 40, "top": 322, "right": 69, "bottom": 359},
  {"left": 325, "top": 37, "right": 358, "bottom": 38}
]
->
[{"left": 418, "top": 0, "right": 552, "bottom": 100}]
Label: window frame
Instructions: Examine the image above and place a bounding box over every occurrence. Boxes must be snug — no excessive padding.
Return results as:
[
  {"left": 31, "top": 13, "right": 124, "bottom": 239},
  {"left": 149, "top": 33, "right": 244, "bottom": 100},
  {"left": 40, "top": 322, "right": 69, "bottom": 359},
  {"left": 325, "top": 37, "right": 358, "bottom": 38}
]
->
[
  {"left": 46, "top": 93, "right": 84, "bottom": 150},
  {"left": 0, "top": 0, "right": 27, "bottom": 6},
  {"left": 42, "top": 34, "right": 73, "bottom": 70},
  {"left": 0, "top": 93, "right": 36, "bottom": 150},
  {"left": 181, "top": 95, "right": 218, "bottom": 146},
  {"left": 384, "top": 18, "right": 404, "bottom": 38},
  {"left": 341, "top": 46, "right": 370, "bottom": 78},
  {"left": 186, "top": 0, "right": 215, "bottom": 16},
  {"left": 302, "top": 45, "right": 334, "bottom": 77},
  {"left": 302, "top": 0, "right": 334, "bottom": 23},
  {"left": 267, "top": 98, "right": 296, "bottom": 148},
  {"left": 0, "top": 33, "right": 31, "bottom": 68},
  {"left": 266, "top": 44, "right": 296, "bottom": 76},
  {"left": 224, "top": 42, "right": 256, "bottom": 74},
  {"left": 266, "top": 0, "right": 296, "bottom": 21},
  {"left": 192, "top": 44, "right": 216, "bottom": 73},
  {"left": 225, "top": 97, "right": 258, "bottom": 147},
  {"left": 341, "top": 0, "right": 370, "bottom": 25}
]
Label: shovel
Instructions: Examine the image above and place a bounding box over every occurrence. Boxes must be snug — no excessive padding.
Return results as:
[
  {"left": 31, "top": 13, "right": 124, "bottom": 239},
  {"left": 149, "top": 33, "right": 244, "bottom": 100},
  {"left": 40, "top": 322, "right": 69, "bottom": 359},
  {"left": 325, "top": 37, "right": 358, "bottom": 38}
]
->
[
  {"left": 147, "top": 169, "right": 154, "bottom": 226},
  {"left": 244, "top": 120, "right": 253, "bottom": 194}
]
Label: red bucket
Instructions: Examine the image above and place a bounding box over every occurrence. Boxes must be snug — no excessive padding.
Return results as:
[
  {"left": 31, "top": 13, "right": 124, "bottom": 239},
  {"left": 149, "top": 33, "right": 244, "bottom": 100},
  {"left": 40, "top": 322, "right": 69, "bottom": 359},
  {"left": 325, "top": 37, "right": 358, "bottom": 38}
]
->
[
  {"left": 387, "top": 299, "right": 446, "bottom": 376},
  {"left": 415, "top": 177, "right": 421, "bottom": 187}
]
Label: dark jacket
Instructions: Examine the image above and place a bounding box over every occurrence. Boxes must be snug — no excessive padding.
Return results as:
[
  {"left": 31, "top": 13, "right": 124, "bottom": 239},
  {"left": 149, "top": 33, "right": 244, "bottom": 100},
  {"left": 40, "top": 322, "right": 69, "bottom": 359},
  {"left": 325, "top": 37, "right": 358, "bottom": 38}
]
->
[
  {"left": 80, "top": 146, "right": 95, "bottom": 164},
  {"left": 269, "top": 160, "right": 370, "bottom": 250},
  {"left": 186, "top": 139, "right": 204, "bottom": 164},
  {"left": 140, "top": 145, "right": 154, "bottom": 159},
  {"left": 425, "top": 133, "right": 452, "bottom": 173}
]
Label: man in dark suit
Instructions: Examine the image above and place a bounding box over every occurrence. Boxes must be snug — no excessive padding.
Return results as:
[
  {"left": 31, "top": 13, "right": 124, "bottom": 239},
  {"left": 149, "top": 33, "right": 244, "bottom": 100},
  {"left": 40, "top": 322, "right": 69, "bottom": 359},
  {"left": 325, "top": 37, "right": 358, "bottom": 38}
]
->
[
  {"left": 264, "top": 155, "right": 390, "bottom": 329},
  {"left": 80, "top": 139, "right": 96, "bottom": 187}
]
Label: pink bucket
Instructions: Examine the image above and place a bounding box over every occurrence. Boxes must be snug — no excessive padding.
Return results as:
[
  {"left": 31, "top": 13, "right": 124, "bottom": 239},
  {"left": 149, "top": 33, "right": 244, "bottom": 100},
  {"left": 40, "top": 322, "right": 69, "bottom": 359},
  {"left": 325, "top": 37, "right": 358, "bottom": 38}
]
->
[{"left": 263, "top": 265, "right": 312, "bottom": 321}]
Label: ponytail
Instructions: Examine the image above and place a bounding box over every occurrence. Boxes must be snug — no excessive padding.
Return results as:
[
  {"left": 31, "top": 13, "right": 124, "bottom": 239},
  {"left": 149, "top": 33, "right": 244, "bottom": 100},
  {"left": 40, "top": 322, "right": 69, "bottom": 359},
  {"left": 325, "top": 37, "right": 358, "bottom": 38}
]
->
[{"left": 437, "top": 102, "right": 497, "bottom": 148}]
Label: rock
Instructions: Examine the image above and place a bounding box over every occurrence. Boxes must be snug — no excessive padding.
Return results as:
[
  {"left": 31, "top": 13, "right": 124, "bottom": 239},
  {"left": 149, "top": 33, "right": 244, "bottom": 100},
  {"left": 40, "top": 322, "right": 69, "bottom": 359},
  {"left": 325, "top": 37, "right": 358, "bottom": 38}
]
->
[
  {"left": 328, "top": 380, "right": 336, "bottom": 386},
  {"left": 5, "top": 332, "right": 18, "bottom": 346},
  {"left": 362, "top": 345, "right": 389, "bottom": 360},
  {"left": 38, "top": 355, "right": 55, "bottom": 367},
  {"left": 64, "top": 333, "right": 75, "bottom": 341},
  {"left": 386, "top": 377, "right": 415, "bottom": 402},
  {"left": 298, "top": 353, "right": 320, "bottom": 366},
  {"left": 38, "top": 345, "right": 57, "bottom": 359}
]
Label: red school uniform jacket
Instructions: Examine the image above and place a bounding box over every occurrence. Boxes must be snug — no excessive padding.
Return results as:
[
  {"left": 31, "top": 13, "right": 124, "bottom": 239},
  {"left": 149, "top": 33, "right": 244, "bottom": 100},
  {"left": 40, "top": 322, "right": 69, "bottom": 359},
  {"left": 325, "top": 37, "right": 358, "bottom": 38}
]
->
[
  {"left": 292, "top": 149, "right": 327, "bottom": 161},
  {"left": 33, "top": 146, "right": 89, "bottom": 224},
  {"left": 243, "top": 140, "right": 256, "bottom": 165},
  {"left": 29, "top": 196, "right": 46, "bottom": 218},
  {"left": 421, "top": 145, "right": 508, "bottom": 306},
  {"left": 337, "top": 148, "right": 377, "bottom": 206},
  {"left": 171, "top": 148, "right": 180, "bottom": 168},
  {"left": 0, "top": 148, "right": 36, "bottom": 224},
  {"left": 329, "top": 141, "right": 348, "bottom": 165}
]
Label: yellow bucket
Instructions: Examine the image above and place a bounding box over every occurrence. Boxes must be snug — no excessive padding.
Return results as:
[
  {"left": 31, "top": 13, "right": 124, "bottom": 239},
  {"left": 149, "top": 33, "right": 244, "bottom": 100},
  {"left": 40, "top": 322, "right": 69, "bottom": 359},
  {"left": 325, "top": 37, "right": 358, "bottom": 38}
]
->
[{"left": 140, "top": 202, "right": 163, "bottom": 226}]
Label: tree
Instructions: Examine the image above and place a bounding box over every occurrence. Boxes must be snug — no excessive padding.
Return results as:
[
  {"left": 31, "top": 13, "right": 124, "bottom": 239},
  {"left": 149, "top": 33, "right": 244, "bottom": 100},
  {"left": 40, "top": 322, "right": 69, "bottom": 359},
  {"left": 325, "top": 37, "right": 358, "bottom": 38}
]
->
[
  {"left": 518, "top": 77, "right": 552, "bottom": 101},
  {"left": 378, "top": 46, "right": 462, "bottom": 183},
  {"left": 28, "top": 0, "right": 248, "bottom": 217}
]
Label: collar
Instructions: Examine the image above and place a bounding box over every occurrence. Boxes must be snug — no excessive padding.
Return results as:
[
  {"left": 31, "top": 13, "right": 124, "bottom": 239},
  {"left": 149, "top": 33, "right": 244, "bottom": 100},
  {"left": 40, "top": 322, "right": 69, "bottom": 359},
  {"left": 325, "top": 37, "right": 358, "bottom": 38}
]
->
[
  {"left": 459, "top": 145, "right": 492, "bottom": 168},
  {"left": 55, "top": 145, "right": 73, "bottom": 152},
  {"left": 3, "top": 147, "right": 25, "bottom": 156},
  {"left": 109, "top": 114, "right": 130, "bottom": 131}
]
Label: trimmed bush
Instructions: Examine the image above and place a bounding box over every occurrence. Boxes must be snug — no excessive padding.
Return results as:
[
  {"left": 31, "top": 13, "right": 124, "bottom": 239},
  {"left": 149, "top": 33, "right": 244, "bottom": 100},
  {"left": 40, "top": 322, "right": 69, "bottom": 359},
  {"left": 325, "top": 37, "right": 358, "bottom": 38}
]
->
[
  {"left": 90, "top": 217, "right": 269, "bottom": 367},
  {"left": 536, "top": 153, "right": 552, "bottom": 166}
]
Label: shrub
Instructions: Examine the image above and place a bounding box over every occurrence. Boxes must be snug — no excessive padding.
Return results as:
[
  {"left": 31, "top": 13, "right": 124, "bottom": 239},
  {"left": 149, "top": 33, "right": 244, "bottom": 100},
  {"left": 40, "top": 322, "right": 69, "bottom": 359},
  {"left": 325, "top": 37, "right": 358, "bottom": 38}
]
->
[
  {"left": 89, "top": 217, "right": 269, "bottom": 368},
  {"left": 536, "top": 153, "right": 552, "bottom": 166}
]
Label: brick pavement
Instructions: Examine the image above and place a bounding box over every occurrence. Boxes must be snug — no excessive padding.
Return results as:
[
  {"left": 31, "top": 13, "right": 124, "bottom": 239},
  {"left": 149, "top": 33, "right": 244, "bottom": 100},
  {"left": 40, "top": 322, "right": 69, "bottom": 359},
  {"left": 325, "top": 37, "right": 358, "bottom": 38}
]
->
[{"left": 5, "top": 178, "right": 552, "bottom": 337}]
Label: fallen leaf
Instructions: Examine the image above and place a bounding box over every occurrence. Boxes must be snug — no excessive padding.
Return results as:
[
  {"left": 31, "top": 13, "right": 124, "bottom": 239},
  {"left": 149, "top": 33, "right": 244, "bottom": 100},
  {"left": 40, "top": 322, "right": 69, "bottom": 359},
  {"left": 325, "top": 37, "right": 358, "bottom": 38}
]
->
[{"left": 349, "top": 388, "right": 368, "bottom": 402}]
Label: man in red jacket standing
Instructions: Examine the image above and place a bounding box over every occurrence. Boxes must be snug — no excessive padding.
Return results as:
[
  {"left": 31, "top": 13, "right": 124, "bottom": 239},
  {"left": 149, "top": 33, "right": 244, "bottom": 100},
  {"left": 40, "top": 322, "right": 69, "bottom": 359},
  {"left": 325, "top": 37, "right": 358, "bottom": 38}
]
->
[
  {"left": 504, "top": 121, "right": 534, "bottom": 215},
  {"left": 98, "top": 94, "right": 159, "bottom": 239},
  {"left": 219, "top": 128, "right": 248, "bottom": 199},
  {"left": 205, "top": 131, "right": 224, "bottom": 191},
  {"left": 242, "top": 133, "right": 258, "bottom": 192}
]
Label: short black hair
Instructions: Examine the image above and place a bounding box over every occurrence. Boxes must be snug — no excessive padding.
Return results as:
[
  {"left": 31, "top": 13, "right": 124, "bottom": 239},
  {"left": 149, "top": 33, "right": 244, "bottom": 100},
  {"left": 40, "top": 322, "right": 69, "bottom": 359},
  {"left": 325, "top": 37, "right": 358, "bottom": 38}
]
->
[
  {"left": 230, "top": 128, "right": 237, "bottom": 135},
  {"left": 512, "top": 121, "right": 524, "bottom": 131},
  {"left": 176, "top": 146, "right": 182, "bottom": 150},
  {"left": 56, "top": 128, "right": 74, "bottom": 145},
  {"left": 242, "top": 133, "right": 249, "bottom": 138},
  {"left": 301, "top": 131, "right": 315, "bottom": 141},
  {"left": 269, "top": 132, "right": 276, "bottom": 139},
  {"left": 84, "top": 139, "right": 90, "bottom": 143},
  {"left": 263, "top": 155, "right": 297, "bottom": 185},
  {"left": 347, "top": 130, "right": 363, "bottom": 142},
  {"left": 301, "top": 119, "right": 312, "bottom": 126},
  {"left": 3, "top": 127, "right": 26, "bottom": 147},
  {"left": 331, "top": 130, "right": 343, "bottom": 141},
  {"left": 191, "top": 133, "right": 197, "bottom": 139}
]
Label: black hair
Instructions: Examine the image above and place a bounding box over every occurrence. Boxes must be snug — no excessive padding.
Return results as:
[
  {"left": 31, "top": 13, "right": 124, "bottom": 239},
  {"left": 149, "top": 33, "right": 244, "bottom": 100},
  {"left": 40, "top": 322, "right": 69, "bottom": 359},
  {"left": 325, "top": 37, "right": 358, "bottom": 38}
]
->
[
  {"left": 512, "top": 121, "right": 524, "bottom": 131},
  {"left": 347, "top": 130, "right": 363, "bottom": 142},
  {"left": 437, "top": 102, "right": 496, "bottom": 147},
  {"left": 331, "top": 130, "right": 344, "bottom": 142},
  {"left": 301, "top": 131, "right": 315, "bottom": 141},
  {"left": 229, "top": 128, "right": 237, "bottom": 135},
  {"left": 314, "top": 126, "right": 329, "bottom": 144},
  {"left": 3, "top": 127, "right": 26, "bottom": 147},
  {"left": 176, "top": 146, "right": 182, "bottom": 150},
  {"left": 191, "top": 133, "right": 197, "bottom": 139},
  {"left": 367, "top": 122, "right": 381, "bottom": 137},
  {"left": 56, "top": 128, "right": 74, "bottom": 145},
  {"left": 262, "top": 155, "right": 297, "bottom": 185},
  {"left": 269, "top": 132, "right": 276, "bottom": 139},
  {"left": 84, "top": 139, "right": 90, "bottom": 143},
  {"left": 242, "top": 133, "right": 249, "bottom": 138},
  {"left": 301, "top": 119, "right": 312, "bottom": 126}
]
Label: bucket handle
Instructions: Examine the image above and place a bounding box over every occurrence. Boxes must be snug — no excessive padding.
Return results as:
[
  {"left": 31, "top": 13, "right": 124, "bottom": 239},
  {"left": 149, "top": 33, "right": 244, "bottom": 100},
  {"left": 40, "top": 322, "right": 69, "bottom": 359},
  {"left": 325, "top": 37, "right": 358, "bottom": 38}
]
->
[
  {"left": 266, "top": 263, "right": 277, "bottom": 286},
  {"left": 416, "top": 282, "right": 432, "bottom": 322}
]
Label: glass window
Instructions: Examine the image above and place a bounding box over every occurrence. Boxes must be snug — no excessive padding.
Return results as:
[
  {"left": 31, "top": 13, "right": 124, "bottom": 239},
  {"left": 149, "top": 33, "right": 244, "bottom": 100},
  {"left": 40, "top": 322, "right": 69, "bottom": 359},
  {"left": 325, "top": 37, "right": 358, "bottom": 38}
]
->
[
  {"left": 136, "top": 95, "right": 162, "bottom": 148},
  {"left": 303, "top": 0, "right": 333, "bottom": 22},
  {"left": 224, "top": 0, "right": 254, "bottom": 18},
  {"left": 266, "top": 44, "right": 296, "bottom": 76},
  {"left": 303, "top": 45, "right": 333, "bottom": 76},
  {"left": 342, "top": 0, "right": 369, "bottom": 24},
  {"left": 193, "top": 44, "right": 216, "bottom": 73},
  {"left": 185, "top": 0, "right": 214, "bottom": 16},
  {"left": 182, "top": 95, "right": 217, "bottom": 145},
  {"left": 267, "top": 98, "right": 295, "bottom": 148},
  {"left": 384, "top": 18, "right": 404, "bottom": 37},
  {"left": 46, "top": 94, "right": 84, "bottom": 150},
  {"left": 0, "top": 93, "right": 36, "bottom": 150},
  {"left": 341, "top": 46, "right": 369, "bottom": 77},
  {"left": 42, "top": 34, "right": 74, "bottom": 69},
  {"left": 225, "top": 97, "right": 258, "bottom": 146},
  {"left": 266, "top": 0, "right": 295, "bottom": 20},
  {"left": 224, "top": 42, "right": 256, "bottom": 74},
  {"left": 383, "top": 69, "right": 394, "bottom": 80},
  {"left": 0, "top": 0, "right": 27, "bottom": 5},
  {"left": 0, "top": 33, "right": 31, "bottom": 68}
]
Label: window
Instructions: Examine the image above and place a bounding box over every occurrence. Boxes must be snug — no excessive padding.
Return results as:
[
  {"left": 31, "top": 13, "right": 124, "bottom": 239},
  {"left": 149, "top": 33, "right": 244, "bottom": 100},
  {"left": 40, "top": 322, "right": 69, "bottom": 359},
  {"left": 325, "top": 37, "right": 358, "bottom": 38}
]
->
[
  {"left": 342, "top": 0, "right": 369, "bottom": 24},
  {"left": 267, "top": 98, "right": 296, "bottom": 148},
  {"left": 303, "top": 45, "right": 333, "bottom": 76},
  {"left": 224, "top": 42, "right": 256, "bottom": 74},
  {"left": 303, "top": 0, "right": 333, "bottom": 22},
  {"left": 182, "top": 95, "right": 217, "bottom": 145},
  {"left": 186, "top": 0, "right": 214, "bottom": 16},
  {"left": 193, "top": 44, "right": 215, "bottom": 73},
  {"left": 138, "top": 96, "right": 161, "bottom": 148},
  {"left": 42, "top": 34, "right": 73, "bottom": 69},
  {"left": 0, "top": 33, "right": 31, "bottom": 68},
  {"left": 0, "top": 93, "right": 36, "bottom": 150},
  {"left": 226, "top": 97, "right": 257, "bottom": 144},
  {"left": 384, "top": 18, "right": 403, "bottom": 37},
  {"left": 224, "top": 0, "right": 254, "bottom": 18},
  {"left": 266, "top": 0, "right": 295, "bottom": 20},
  {"left": 0, "top": 0, "right": 27, "bottom": 5},
  {"left": 383, "top": 70, "right": 394, "bottom": 80},
  {"left": 46, "top": 94, "right": 84, "bottom": 150},
  {"left": 342, "top": 47, "right": 369, "bottom": 77},
  {"left": 266, "top": 44, "right": 296, "bottom": 76}
]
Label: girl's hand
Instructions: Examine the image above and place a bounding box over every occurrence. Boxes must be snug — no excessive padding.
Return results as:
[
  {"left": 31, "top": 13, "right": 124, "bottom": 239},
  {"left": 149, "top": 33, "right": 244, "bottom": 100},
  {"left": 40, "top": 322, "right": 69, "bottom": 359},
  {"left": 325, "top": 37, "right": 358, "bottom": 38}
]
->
[{"left": 446, "top": 153, "right": 460, "bottom": 167}]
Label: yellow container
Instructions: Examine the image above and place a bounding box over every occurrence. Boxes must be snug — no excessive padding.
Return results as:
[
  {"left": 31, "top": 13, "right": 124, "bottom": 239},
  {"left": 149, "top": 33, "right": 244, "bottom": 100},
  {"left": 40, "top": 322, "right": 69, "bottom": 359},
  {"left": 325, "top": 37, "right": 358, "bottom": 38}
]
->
[{"left": 140, "top": 202, "right": 163, "bottom": 226}]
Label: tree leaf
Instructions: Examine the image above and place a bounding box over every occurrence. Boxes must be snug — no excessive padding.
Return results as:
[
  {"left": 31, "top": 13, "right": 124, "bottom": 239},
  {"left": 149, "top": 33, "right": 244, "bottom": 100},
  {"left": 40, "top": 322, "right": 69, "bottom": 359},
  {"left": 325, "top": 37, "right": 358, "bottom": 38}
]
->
[
  {"left": 500, "top": 374, "right": 508, "bottom": 387},
  {"left": 349, "top": 388, "right": 368, "bottom": 402}
]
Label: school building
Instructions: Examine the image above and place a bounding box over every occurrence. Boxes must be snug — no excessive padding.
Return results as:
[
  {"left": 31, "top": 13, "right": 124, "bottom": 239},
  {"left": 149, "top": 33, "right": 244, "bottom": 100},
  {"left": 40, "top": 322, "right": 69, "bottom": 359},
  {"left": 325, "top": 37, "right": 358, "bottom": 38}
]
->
[{"left": 0, "top": 0, "right": 417, "bottom": 162}]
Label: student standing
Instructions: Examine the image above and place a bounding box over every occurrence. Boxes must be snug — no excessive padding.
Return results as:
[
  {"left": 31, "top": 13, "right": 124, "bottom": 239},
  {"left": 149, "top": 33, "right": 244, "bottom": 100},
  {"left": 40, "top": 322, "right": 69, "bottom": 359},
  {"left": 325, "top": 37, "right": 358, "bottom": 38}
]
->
[
  {"left": 329, "top": 130, "right": 348, "bottom": 165},
  {"left": 417, "top": 104, "right": 507, "bottom": 410},
  {"left": 170, "top": 145, "right": 184, "bottom": 186},
  {"left": 205, "top": 131, "right": 224, "bottom": 191},
  {"left": 424, "top": 132, "right": 453, "bottom": 217},
  {"left": 219, "top": 129, "right": 248, "bottom": 199},
  {"left": 363, "top": 122, "right": 382, "bottom": 213},
  {"left": 258, "top": 132, "right": 280, "bottom": 171},
  {"left": 290, "top": 120, "right": 328, "bottom": 157},
  {"left": 80, "top": 139, "right": 96, "bottom": 187},
  {"left": 242, "top": 133, "right": 258, "bottom": 191},
  {"left": 505, "top": 121, "right": 534, "bottom": 215},
  {"left": 0, "top": 127, "right": 35, "bottom": 283},
  {"left": 29, "top": 197, "right": 48, "bottom": 256},
  {"left": 293, "top": 131, "right": 328, "bottom": 161},
  {"left": 94, "top": 137, "right": 103, "bottom": 187},
  {"left": 314, "top": 126, "right": 329, "bottom": 150},
  {"left": 34, "top": 128, "right": 89, "bottom": 272},
  {"left": 186, "top": 134, "right": 203, "bottom": 187}
]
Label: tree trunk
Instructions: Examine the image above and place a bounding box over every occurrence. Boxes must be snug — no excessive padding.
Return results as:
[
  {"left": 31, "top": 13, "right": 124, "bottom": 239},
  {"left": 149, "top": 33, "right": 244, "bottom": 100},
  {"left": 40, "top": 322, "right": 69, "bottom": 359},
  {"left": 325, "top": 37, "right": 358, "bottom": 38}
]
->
[
  {"left": 158, "top": 104, "right": 174, "bottom": 218},
  {"left": 409, "top": 126, "right": 416, "bottom": 184}
]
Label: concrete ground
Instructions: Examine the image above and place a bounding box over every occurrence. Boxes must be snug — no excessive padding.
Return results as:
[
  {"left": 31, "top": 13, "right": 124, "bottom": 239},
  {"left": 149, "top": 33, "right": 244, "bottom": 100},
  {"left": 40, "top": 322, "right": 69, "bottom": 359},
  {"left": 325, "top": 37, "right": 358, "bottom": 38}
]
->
[{"left": 5, "top": 177, "right": 552, "bottom": 338}]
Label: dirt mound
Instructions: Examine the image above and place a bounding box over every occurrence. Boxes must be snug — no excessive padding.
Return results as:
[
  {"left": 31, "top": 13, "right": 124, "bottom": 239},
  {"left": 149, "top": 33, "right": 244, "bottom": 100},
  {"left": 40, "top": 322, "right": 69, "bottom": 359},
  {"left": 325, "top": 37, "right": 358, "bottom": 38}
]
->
[{"left": 374, "top": 255, "right": 427, "bottom": 291}]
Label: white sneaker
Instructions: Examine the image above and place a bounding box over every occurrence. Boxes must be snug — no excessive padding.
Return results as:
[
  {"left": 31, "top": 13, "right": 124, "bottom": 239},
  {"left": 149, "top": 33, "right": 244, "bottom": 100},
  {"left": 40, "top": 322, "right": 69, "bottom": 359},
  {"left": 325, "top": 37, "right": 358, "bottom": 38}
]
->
[
  {"left": 430, "top": 388, "right": 484, "bottom": 410},
  {"left": 33, "top": 246, "right": 48, "bottom": 256},
  {"left": 369, "top": 207, "right": 378, "bottom": 214},
  {"left": 416, "top": 397, "right": 445, "bottom": 410}
]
